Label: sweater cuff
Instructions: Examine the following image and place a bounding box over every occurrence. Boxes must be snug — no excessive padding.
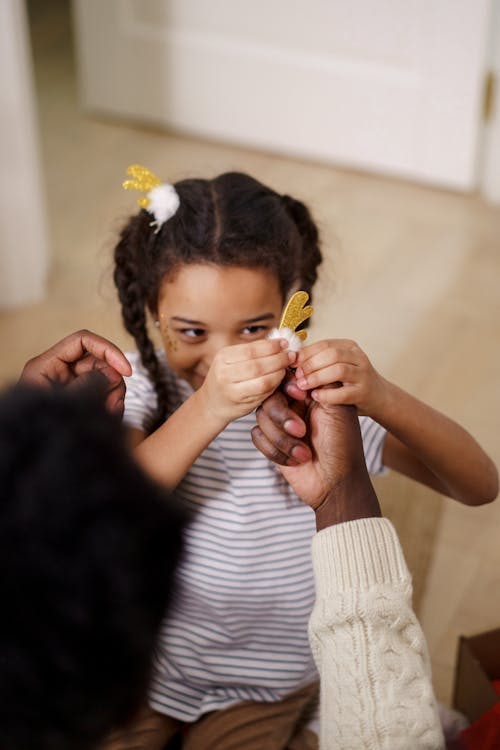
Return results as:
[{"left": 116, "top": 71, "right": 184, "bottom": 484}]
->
[{"left": 312, "top": 518, "right": 411, "bottom": 597}]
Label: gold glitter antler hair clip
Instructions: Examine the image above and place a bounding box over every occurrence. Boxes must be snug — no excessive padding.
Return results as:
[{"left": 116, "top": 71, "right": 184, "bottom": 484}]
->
[
  {"left": 122, "top": 164, "right": 180, "bottom": 231},
  {"left": 268, "top": 290, "right": 314, "bottom": 352},
  {"left": 279, "top": 291, "right": 313, "bottom": 342},
  {"left": 123, "top": 164, "right": 161, "bottom": 210}
]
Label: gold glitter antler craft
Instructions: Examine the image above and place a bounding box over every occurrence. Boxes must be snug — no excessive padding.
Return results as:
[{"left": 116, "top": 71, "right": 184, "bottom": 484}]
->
[
  {"left": 122, "top": 164, "right": 161, "bottom": 210},
  {"left": 279, "top": 291, "right": 313, "bottom": 342}
]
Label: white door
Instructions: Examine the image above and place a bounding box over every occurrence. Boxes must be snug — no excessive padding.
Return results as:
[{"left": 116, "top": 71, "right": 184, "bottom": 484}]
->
[
  {"left": 72, "top": 0, "right": 491, "bottom": 190},
  {"left": 0, "top": 0, "right": 48, "bottom": 309}
]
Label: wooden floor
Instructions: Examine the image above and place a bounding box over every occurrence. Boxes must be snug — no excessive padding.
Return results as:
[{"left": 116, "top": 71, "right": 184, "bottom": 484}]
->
[{"left": 2, "top": 0, "right": 499, "bottom": 706}]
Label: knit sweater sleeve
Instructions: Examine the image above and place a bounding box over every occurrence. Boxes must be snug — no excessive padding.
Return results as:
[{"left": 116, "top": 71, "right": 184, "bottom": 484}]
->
[{"left": 309, "top": 518, "right": 445, "bottom": 750}]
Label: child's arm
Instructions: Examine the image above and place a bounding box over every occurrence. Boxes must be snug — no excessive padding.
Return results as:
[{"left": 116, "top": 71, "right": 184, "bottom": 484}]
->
[
  {"left": 268, "top": 339, "right": 498, "bottom": 506},
  {"left": 132, "top": 338, "right": 293, "bottom": 489}
]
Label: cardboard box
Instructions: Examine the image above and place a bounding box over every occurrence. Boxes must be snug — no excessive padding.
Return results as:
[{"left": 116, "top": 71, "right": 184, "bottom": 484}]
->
[{"left": 453, "top": 627, "right": 500, "bottom": 723}]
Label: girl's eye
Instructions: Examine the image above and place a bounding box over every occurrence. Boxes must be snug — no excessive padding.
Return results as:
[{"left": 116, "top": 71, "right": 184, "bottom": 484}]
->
[
  {"left": 179, "top": 328, "right": 206, "bottom": 339},
  {"left": 241, "top": 325, "right": 268, "bottom": 336}
]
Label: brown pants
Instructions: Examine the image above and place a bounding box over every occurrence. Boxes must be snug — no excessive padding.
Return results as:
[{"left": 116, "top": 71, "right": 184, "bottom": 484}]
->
[{"left": 101, "top": 682, "right": 319, "bottom": 750}]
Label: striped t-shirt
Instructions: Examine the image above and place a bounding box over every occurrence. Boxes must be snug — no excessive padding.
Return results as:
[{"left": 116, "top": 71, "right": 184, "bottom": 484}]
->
[{"left": 123, "top": 351, "right": 387, "bottom": 722}]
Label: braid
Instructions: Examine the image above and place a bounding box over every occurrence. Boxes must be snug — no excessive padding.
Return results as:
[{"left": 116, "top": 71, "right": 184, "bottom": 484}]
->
[
  {"left": 113, "top": 213, "right": 169, "bottom": 431},
  {"left": 281, "top": 195, "right": 323, "bottom": 306}
]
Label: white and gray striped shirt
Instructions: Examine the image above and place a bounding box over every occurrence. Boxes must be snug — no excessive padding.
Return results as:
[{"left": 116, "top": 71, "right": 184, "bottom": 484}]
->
[{"left": 124, "top": 351, "right": 387, "bottom": 721}]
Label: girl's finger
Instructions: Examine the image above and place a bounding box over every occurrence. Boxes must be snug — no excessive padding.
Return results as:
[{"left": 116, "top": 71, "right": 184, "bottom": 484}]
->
[
  {"left": 298, "top": 339, "right": 359, "bottom": 365},
  {"left": 231, "top": 370, "right": 289, "bottom": 402},
  {"left": 222, "top": 337, "right": 289, "bottom": 364},
  {"left": 297, "top": 344, "right": 361, "bottom": 377},
  {"left": 222, "top": 350, "right": 293, "bottom": 383},
  {"left": 310, "top": 383, "right": 358, "bottom": 405},
  {"left": 296, "top": 363, "right": 359, "bottom": 391}
]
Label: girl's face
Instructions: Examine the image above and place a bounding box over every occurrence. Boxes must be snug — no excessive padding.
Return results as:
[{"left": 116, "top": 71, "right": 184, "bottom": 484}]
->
[{"left": 156, "top": 263, "right": 284, "bottom": 390}]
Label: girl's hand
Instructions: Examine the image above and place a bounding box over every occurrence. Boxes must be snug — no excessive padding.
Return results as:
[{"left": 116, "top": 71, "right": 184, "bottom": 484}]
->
[
  {"left": 294, "top": 339, "right": 388, "bottom": 417},
  {"left": 199, "top": 338, "right": 295, "bottom": 424}
]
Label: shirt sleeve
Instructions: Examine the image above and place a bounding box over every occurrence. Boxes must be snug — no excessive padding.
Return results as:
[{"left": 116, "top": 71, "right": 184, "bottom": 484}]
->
[
  {"left": 359, "top": 416, "right": 388, "bottom": 475},
  {"left": 309, "top": 518, "right": 445, "bottom": 750},
  {"left": 123, "top": 351, "right": 158, "bottom": 434}
]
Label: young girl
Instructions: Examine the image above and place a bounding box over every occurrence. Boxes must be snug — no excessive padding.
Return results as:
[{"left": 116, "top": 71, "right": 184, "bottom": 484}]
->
[{"left": 108, "top": 168, "right": 497, "bottom": 750}]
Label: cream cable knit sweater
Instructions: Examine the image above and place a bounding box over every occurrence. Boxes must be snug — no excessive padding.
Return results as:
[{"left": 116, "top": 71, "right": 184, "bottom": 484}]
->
[{"left": 309, "top": 517, "right": 445, "bottom": 750}]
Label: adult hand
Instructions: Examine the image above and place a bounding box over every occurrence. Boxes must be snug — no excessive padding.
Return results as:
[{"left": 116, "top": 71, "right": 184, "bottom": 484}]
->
[
  {"left": 19, "top": 330, "right": 132, "bottom": 416},
  {"left": 250, "top": 370, "right": 340, "bottom": 471},
  {"left": 252, "top": 390, "right": 381, "bottom": 529}
]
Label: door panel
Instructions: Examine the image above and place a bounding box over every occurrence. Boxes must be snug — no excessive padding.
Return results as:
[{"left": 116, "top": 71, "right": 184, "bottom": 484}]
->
[{"left": 73, "top": 0, "right": 491, "bottom": 189}]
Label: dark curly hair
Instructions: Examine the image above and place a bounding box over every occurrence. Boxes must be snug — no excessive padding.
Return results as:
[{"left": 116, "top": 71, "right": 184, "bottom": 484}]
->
[
  {"left": 0, "top": 382, "right": 186, "bottom": 750},
  {"left": 114, "top": 171, "right": 323, "bottom": 430}
]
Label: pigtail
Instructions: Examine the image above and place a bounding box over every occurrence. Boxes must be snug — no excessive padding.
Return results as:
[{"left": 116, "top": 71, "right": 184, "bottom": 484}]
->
[
  {"left": 281, "top": 195, "right": 323, "bottom": 305},
  {"left": 113, "top": 213, "right": 169, "bottom": 432}
]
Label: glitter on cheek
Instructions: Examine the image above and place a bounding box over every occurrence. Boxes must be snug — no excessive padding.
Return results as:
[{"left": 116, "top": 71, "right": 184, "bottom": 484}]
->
[{"left": 159, "top": 319, "right": 178, "bottom": 351}]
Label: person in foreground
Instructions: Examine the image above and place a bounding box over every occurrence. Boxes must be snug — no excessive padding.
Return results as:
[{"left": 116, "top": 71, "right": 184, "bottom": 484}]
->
[
  {"left": 0, "top": 333, "right": 186, "bottom": 750},
  {"left": 252, "top": 394, "right": 446, "bottom": 750},
  {"left": 4, "top": 330, "right": 444, "bottom": 749}
]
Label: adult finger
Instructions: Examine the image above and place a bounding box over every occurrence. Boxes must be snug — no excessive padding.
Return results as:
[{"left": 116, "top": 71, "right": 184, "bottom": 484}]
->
[
  {"left": 19, "top": 330, "right": 132, "bottom": 385},
  {"left": 251, "top": 425, "right": 303, "bottom": 467},
  {"left": 102, "top": 372, "right": 126, "bottom": 416},
  {"left": 72, "top": 355, "right": 125, "bottom": 395},
  {"left": 282, "top": 371, "right": 308, "bottom": 402},
  {"left": 20, "top": 354, "right": 71, "bottom": 386},
  {"left": 40, "top": 329, "right": 131, "bottom": 374},
  {"left": 69, "top": 366, "right": 127, "bottom": 417},
  {"left": 74, "top": 330, "right": 132, "bottom": 375},
  {"left": 258, "top": 388, "right": 308, "bottom": 438},
  {"left": 255, "top": 405, "right": 311, "bottom": 464}
]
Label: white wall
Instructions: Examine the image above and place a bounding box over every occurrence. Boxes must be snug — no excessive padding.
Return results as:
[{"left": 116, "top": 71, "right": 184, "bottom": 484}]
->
[
  {"left": 0, "top": 0, "right": 48, "bottom": 309},
  {"left": 73, "top": 0, "right": 490, "bottom": 191},
  {"left": 480, "top": 0, "right": 500, "bottom": 202}
]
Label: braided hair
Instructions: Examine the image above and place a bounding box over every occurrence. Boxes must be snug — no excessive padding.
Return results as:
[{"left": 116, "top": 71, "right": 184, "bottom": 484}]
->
[{"left": 114, "top": 172, "right": 322, "bottom": 431}]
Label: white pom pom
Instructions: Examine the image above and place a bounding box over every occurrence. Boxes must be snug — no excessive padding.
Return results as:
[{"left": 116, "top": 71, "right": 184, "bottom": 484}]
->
[
  {"left": 147, "top": 183, "right": 180, "bottom": 227},
  {"left": 268, "top": 327, "right": 303, "bottom": 352}
]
